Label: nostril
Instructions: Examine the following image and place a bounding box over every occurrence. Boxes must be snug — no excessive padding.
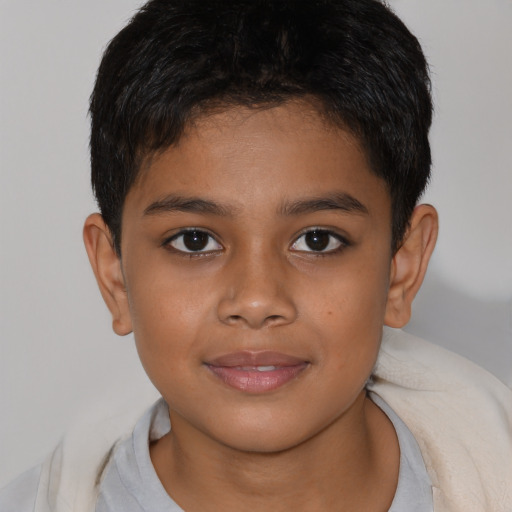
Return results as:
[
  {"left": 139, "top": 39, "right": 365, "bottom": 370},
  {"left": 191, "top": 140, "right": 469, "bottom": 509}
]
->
[
  {"left": 217, "top": 286, "right": 298, "bottom": 328},
  {"left": 224, "top": 313, "right": 287, "bottom": 328}
]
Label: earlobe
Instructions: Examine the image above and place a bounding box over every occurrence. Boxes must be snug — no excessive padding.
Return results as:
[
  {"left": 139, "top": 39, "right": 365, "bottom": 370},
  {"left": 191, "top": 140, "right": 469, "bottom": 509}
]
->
[
  {"left": 83, "top": 213, "right": 133, "bottom": 336},
  {"left": 384, "top": 204, "right": 438, "bottom": 328}
]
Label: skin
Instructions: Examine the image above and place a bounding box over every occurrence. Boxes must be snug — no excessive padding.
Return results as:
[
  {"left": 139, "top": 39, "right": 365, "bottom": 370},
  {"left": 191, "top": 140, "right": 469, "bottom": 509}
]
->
[{"left": 84, "top": 101, "right": 438, "bottom": 511}]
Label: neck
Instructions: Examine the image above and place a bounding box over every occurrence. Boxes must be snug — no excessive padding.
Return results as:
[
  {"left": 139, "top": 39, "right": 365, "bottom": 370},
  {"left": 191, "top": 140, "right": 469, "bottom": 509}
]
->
[{"left": 150, "top": 392, "right": 398, "bottom": 511}]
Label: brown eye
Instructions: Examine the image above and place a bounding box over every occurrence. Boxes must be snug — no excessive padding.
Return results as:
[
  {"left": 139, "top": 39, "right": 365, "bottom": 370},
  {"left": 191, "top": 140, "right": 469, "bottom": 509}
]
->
[
  {"left": 167, "top": 230, "right": 222, "bottom": 253},
  {"left": 304, "top": 230, "right": 330, "bottom": 251},
  {"left": 183, "top": 231, "right": 209, "bottom": 251},
  {"left": 291, "top": 229, "right": 346, "bottom": 253}
]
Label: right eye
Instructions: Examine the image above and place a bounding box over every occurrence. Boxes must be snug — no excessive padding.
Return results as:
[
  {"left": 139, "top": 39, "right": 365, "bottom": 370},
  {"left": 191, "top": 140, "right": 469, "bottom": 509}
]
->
[
  {"left": 290, "top": 228, "right": 347, "bottom": 254},
  {"left": 165, "top": 229, "right": 222, "bottom": 253}
]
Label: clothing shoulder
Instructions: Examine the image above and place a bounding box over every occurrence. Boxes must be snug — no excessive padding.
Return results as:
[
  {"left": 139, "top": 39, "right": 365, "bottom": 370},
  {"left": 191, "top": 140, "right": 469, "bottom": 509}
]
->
[
  {"left": 0, "top": 465, "right": 42, "bottom": 512},
  {"left": 370, "top": 328, "right": 512, "bottom": 512},
  {"left": 0, "top": 389, "right": 161, "bottom": 512},
  {"left": 373, "top": 327, "right": 512, "bottom": 427}
]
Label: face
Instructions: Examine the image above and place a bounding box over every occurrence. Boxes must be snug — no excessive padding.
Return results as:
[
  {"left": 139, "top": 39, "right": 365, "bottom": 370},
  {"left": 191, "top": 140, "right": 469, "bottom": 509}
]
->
[{"left": 119, "top": 102, "right": 394, "bottom": 453}]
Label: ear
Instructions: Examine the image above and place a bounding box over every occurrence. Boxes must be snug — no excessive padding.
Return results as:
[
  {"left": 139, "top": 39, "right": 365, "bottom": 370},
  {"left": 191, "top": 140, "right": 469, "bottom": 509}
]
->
[
  {"left": 384, "top": 204, "right": 438, "bottom": 328},
  {"left": 83, "top": 213, "right": 133, "bottom": 336}
]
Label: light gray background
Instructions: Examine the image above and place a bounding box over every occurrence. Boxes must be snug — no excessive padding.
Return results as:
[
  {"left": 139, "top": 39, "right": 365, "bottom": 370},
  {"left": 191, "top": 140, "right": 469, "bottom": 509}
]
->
[{"left": 1, "top": 0, "right": 511, "bottom": 488}]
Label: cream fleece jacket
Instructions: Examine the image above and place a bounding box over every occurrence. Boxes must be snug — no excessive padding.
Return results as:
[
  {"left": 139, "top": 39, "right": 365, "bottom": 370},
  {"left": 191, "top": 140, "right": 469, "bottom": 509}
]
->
[{"left": 2, "top": 328, "right": 511, "bottom": 511}]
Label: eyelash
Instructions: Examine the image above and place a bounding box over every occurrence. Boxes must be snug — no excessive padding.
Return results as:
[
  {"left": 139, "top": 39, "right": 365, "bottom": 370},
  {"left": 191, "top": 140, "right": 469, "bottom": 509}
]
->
[
  {"left": 290, "top": 228, "right": 350, "bottom": 256},
  {"left": 163, "top": 228, "right": 222, "bottom": 257},
  {"left": 162, "top": 228, "right": 350, "bottom": 257}
]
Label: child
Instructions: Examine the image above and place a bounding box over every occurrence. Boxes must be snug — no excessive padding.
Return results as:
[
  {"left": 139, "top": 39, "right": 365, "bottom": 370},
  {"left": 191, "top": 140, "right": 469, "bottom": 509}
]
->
[{"left": 2, "top": 0, "right": 511, "bottom": 511}]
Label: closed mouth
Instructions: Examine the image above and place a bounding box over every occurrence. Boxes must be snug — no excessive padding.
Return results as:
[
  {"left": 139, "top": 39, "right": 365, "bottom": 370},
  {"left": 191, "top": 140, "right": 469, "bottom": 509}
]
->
[{"left": 205, "top": 351, "right": 310, "bottom": 393}]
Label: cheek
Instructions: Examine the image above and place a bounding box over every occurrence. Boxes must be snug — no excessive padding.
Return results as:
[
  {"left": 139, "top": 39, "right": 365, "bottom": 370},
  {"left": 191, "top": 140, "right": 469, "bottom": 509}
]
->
[
  {"left": 125, "top": 271, "right": 212, "bottom": 379},
  {"left": 307, "top": 261, "right": 390, "bottom": 364},
  {"left": 310, "top": 262, "right": 390, "bottom": 327},
  {"left": 127, "top": 261, "right": 214, "bottom": 331}
]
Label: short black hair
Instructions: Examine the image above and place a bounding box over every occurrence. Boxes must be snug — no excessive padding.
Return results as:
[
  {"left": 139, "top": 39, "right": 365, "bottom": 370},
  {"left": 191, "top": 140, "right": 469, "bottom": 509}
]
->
[{"left": 90, "top": 0, "right": 432, "bottom": 254}]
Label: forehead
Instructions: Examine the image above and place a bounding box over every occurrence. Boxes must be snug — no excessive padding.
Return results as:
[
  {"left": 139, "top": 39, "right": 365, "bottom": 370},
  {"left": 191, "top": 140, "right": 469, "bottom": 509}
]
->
[{"left": 126, "top": 101, "right": 390, "bottom": 220}]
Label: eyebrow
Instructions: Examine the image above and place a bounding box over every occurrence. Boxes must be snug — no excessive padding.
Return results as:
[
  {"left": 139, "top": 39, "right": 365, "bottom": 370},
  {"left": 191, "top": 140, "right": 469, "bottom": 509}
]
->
[
  {"left": 279, "top": 192, "right": 369, "bottom": 216},
  {"left": 143, "top": 191, "right": 368, "bottom": 218},
  {"left": 143, "top": 195, "right": 237, "bottom": 217}
]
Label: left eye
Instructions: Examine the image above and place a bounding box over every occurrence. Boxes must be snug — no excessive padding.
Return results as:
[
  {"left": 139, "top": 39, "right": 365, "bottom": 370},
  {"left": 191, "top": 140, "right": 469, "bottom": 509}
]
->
[
  {"left": 291, "top": 229, "right": 345, "bottom": 253},
  {"left": 166, "top": 230, "right": 222, "bottom": 253}
]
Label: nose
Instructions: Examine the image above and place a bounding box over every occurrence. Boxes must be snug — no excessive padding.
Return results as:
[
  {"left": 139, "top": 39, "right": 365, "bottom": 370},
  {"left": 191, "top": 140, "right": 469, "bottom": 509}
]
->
[{"left": 217, "top": 249, "right": 298, "bottom": 329}]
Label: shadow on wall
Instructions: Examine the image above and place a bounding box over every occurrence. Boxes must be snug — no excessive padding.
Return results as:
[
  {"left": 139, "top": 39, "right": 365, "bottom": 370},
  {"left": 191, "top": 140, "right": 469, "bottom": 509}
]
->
[{"left": 406, "top": 273, "right": 512, "bottom": 387}]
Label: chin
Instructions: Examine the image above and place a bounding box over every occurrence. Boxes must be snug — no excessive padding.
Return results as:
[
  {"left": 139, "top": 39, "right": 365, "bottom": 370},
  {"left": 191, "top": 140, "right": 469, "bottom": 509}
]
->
[
  {"left": 219, "top": 430, "right": 306, "bottom": 455},
  {"left": 206, "top": 412, "right": 318, "bottom": 455}
]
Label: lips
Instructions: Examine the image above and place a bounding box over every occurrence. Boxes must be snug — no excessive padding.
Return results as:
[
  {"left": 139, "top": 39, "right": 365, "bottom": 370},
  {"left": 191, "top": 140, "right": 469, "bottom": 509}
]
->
[{"left": 205, "top": 351, "right": 309, "bottom": 393}]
